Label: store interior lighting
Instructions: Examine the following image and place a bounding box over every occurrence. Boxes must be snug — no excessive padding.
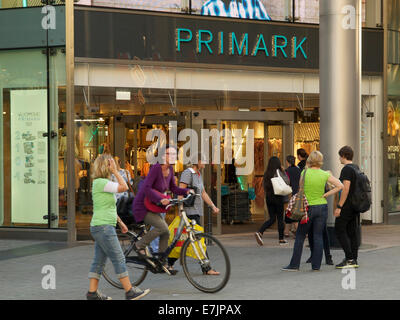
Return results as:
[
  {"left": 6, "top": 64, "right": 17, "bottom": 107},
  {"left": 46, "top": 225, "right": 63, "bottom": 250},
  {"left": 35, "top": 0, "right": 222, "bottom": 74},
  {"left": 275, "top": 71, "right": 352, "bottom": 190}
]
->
[
  {"left": 75, "top": 117, "right": 105, "bottom": 122},
  {"left": 116, "top": 90, "right": 131, "bottom": 101}
]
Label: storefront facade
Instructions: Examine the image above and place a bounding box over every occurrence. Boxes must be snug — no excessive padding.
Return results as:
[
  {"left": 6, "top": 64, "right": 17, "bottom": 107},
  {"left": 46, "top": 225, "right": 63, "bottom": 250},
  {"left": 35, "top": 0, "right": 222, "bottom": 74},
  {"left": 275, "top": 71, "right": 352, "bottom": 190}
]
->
[{"left": 0, "top": 0, "right": 396, "bottom": 241}]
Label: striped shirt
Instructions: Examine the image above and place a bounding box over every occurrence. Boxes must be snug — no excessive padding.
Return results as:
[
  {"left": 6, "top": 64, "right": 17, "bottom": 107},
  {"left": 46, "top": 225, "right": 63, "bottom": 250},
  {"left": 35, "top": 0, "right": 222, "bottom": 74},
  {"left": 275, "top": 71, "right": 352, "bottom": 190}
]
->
[{"left": 201, "top": 0, "right": 271, "bottom": 20}]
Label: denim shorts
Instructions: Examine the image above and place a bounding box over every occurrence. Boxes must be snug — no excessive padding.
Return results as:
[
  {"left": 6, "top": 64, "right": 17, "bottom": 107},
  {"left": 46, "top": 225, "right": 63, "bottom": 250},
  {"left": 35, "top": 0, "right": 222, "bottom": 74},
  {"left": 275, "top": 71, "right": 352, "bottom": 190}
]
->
[{"left": 88, "top": 224, "right": 128, "bottom": 280}]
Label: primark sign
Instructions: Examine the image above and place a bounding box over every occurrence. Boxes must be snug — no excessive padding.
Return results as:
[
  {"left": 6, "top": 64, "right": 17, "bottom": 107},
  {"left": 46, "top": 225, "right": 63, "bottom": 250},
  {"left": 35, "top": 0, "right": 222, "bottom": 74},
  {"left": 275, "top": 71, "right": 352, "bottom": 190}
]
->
[
  {"left": 176, "top": 28, "right": 309, "bottom": 59},
  {"left": 75, "top": 7, "right": 382, "bottom": 73}
]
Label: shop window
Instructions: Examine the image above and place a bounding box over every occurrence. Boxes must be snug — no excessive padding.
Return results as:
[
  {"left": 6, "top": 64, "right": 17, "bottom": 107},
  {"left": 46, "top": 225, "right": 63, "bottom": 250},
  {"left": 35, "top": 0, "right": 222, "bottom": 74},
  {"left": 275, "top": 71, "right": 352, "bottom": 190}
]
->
[{"left": 1, "top": 49, "right": 48, "bottom": 227}]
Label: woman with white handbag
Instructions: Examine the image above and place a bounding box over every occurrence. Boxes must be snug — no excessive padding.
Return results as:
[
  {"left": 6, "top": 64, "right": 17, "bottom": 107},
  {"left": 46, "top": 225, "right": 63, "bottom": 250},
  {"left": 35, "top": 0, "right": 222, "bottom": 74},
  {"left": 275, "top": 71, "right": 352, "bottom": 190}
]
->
[{"left": 255, "top": 156, "right": 292, "bottom": 246}]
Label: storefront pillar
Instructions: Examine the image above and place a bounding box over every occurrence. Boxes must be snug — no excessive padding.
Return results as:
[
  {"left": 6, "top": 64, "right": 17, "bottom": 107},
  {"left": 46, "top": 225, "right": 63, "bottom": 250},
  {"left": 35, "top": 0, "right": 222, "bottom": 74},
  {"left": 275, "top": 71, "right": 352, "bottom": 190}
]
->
[
  {"left": 66, "top": 0, "right": 76, "bottom": 243},
  {"left": 282, "top": 121, "right": 294, "bottom": 165},
  {"left": 320, "top": 0, "right": 362, "bottom": 245}
]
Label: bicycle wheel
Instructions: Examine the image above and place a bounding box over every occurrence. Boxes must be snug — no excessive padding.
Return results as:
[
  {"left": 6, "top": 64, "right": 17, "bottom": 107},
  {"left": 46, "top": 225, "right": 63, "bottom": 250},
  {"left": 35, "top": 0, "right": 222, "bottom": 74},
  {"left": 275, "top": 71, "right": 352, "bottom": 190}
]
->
[
  {"left": 102, "top": 232, "right": 148, "bottom": 289},
  {"left": 181, "top": 233, "right": 230, "bottom": 293}
]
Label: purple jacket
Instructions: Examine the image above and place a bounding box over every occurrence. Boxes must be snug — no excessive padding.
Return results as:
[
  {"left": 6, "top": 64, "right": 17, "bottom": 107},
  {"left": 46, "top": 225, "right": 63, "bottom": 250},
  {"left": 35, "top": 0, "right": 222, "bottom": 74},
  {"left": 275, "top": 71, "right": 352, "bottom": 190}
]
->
[{"left": 132, "top": 163, "right": 189, "bottom": 222}]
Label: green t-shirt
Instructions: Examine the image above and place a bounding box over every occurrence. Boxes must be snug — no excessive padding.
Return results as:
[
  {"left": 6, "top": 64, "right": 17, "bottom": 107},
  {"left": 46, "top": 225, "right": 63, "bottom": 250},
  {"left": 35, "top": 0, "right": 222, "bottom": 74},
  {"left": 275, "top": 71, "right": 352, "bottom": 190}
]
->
[
  {"left": 302, "top": 169, "right": 331, "bottom": 206},
  {"left": 91, "top": 178, "right": 117, "bottom": 227}
]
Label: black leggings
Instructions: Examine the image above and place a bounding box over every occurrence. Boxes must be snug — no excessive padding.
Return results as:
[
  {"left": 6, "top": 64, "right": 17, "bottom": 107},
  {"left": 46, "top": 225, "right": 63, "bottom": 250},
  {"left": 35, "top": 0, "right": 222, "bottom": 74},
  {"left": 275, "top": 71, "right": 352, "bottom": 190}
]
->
[{"left": 258, "top": 197, "right": 285, "bottom": 240}]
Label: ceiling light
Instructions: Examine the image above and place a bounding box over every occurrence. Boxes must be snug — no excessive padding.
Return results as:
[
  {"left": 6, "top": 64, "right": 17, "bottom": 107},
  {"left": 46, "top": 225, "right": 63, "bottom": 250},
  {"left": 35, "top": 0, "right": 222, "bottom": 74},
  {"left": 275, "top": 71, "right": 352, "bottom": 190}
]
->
[
  {"left": 238, "top": 108, "right": 250, "bottom": 112},
  {"left": 74, "top": 118, "right": 105, "bottom": 122},
  {"left": 116, "top": 90, "right": 131, "bottom": 101}
]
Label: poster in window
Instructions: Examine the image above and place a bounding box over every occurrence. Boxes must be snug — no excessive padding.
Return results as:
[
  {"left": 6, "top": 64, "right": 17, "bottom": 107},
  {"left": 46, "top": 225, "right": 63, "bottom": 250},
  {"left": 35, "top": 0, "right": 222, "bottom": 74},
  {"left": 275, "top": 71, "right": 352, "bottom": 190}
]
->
[{"left": 10, "top": 89, "right": 48, "bottom": 224}]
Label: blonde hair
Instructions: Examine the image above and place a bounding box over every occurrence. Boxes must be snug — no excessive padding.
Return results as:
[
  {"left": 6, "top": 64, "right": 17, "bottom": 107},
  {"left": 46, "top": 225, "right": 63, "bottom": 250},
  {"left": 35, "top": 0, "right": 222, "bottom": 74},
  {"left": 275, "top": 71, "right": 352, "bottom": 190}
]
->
[
  {"left": 306, "top": 150, "right": 324, "bottom": 168},
  {"left": 92, "top": 154, "right": 113, "bottom": 180}
]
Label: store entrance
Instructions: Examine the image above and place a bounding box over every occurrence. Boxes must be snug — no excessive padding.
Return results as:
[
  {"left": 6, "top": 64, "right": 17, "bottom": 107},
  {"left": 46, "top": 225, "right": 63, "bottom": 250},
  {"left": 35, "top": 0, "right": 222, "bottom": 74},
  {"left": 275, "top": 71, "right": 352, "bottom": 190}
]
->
[
  {"left": 116, "top": 114, "right": 189, "bottom": 226},
  {"left": 192, "top": 110, "right": 295, "bottom": 235}
]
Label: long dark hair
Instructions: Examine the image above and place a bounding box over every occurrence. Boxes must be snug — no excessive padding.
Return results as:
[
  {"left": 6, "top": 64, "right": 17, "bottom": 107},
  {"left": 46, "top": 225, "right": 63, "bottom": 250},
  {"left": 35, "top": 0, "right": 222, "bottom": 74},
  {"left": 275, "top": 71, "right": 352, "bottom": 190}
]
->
[{"left": 263, "top": 156, "right": 284, "bottom": 193}]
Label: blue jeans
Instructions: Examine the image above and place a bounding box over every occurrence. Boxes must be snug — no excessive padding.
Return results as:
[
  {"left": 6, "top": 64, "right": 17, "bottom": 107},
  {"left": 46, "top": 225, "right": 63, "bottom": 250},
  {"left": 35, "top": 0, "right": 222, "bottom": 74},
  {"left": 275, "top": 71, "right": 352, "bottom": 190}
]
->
[
  {"left": 288, "top": 204, "right": 328, "bottom": 270},
  {"left": 88, "top": 225, "right": 129, "bottom": 280}
]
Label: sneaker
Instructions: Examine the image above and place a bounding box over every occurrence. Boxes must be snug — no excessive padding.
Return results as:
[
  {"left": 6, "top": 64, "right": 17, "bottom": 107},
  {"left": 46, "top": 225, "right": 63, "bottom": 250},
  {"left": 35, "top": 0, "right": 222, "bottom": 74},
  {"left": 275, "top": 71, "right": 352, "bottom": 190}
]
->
[
  {"left": 279, "top": 239, "right": 289, "bottom": 245},
  {"left": 254, "top": 232, "right": 264, "bottom": 246},
  {"left": 126, "top": 287, "right": 150, "bottom": 300},
  {"left": 335, "top": 259, "right": 359, "bottom": 269},
  {"left": 86, "top": 290, "right": 112, "bottom": 300},
  {"left": 281, "top": 265, "right": 299, "bottom": 272}
]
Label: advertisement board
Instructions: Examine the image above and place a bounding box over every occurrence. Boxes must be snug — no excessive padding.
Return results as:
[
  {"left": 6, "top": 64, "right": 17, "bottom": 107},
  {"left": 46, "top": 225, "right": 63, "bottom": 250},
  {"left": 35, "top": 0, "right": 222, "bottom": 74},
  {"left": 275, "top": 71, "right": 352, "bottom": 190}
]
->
[{"left": 10, "top": 89, "right": 48, "bottom": 224}]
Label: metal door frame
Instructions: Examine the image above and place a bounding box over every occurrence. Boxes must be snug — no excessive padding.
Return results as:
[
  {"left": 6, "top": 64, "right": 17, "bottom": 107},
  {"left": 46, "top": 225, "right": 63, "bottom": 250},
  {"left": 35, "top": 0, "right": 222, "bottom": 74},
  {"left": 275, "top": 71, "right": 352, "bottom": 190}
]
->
[{"left": 191, "top": 110, "right": 294, "bottom": 235}]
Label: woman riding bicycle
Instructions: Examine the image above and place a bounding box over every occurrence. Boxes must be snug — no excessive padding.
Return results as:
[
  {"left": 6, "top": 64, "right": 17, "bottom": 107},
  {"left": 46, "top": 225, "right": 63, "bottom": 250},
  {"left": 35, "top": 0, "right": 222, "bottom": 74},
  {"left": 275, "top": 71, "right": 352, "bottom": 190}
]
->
[{"left": 132, "top": 145, "right": 192, "bottom": 271}]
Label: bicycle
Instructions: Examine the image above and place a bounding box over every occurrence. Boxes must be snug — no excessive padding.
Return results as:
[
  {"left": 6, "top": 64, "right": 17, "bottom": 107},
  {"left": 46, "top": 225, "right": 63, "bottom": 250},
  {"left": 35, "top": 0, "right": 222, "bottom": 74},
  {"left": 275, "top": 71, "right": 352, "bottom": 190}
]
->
[{"left": 102, "top": 193, "right": 231, "bottom": 293}]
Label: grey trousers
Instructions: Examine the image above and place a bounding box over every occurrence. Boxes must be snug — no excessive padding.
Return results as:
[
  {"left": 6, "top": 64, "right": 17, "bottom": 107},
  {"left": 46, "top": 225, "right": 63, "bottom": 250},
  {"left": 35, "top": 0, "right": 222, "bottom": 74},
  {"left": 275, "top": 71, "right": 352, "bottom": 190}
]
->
[{"left": 136, "top": 211, "right": 170, "bottom": 253}]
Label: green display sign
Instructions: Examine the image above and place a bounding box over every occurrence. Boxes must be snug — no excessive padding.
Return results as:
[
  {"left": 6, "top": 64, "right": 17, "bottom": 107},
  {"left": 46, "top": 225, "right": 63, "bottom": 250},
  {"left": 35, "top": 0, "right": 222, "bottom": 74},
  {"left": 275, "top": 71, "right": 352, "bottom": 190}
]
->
[{"left": 11, "top": 89, "right": 48, "bottom": 224}]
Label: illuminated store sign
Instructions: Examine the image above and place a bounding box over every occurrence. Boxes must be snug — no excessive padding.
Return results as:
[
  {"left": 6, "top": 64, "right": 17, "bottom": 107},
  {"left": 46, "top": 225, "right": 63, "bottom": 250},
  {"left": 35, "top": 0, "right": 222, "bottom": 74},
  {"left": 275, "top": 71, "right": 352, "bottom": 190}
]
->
[
  {"left": 176, "top": 28, "right": 308, "bottom": 59},
  {"left": 75, "top": 8, "right": 383, "bottom": 73}
]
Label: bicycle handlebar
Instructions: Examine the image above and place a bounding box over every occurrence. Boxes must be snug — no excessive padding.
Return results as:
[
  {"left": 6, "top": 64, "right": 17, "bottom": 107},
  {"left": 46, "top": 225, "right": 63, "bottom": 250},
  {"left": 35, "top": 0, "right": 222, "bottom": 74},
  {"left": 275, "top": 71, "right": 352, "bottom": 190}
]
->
[{"left": 164, "top": 193, "right": 201, "bottom": 211}]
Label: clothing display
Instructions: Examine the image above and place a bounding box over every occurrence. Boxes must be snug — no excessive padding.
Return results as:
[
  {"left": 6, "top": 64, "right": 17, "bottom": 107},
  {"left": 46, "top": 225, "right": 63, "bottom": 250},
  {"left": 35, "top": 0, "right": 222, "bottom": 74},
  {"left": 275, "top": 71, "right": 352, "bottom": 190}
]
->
[
  {"left": 254, "top": 176, "right": 264, "bottom": 208},
  {"left": 294, "top": 122, "right": 320, "bottom": 157},
  {"left": 254, "top": 139, "right": 264, "bottom": 175},
  {"left": 268, "top": 138, "right": 282, "bottom": 159}
]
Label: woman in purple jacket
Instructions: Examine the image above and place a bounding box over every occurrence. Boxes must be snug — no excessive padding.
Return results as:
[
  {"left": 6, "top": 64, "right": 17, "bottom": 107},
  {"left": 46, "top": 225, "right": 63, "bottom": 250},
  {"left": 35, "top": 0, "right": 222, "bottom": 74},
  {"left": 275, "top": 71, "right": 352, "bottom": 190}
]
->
[{"left": 132, "top": 145, "right": 191, "bottom": 266}]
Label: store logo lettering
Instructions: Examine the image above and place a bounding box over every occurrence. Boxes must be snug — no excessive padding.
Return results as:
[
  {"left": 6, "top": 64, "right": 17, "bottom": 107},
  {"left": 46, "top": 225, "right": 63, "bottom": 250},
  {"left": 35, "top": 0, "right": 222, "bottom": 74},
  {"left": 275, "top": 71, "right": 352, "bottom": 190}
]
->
[{"left": 176, "top": 28, "right": 308, "bottom": 59}]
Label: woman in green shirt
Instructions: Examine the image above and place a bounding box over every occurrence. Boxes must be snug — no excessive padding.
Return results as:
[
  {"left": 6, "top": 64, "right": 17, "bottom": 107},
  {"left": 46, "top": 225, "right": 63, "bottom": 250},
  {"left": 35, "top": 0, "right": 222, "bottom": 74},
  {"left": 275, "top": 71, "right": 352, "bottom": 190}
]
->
[
  {"left": 282, "top": 151, "right": 343, "bottom": 271},
  {"left": 86, "top": 154, "right": 150, "bottom": 300}
]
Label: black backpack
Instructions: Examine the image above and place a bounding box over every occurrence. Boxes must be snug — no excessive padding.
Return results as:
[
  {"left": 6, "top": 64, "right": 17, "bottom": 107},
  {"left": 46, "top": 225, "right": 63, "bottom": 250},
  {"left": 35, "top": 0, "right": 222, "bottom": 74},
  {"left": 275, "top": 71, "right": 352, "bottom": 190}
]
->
[{"left": 347, "top": 164, "right": 372, "bottom": 213}]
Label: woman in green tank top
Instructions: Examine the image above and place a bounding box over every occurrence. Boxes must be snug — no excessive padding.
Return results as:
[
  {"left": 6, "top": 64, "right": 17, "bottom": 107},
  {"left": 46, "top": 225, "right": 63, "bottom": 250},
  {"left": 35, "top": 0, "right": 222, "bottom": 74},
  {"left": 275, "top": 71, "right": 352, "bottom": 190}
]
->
[
  {"left": 282, "top": 151, "right": 343, "bottom": 271},
  {"left": 86, "top": 154, "right": 150, "bottom": 300}
]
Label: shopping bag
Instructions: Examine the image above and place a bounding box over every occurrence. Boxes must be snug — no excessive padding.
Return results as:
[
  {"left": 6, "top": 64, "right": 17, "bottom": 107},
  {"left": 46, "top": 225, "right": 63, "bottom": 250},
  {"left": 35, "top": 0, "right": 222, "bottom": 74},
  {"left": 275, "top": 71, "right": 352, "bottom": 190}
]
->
[
  {"left": 271, "top": 169, "right": 292, "bottom": 196},
  {"left": 285, "top": 169, "right": 309, "bottom": 224},
  {"left": 168, "top": 216, "right": 206, "bottom": 260}
]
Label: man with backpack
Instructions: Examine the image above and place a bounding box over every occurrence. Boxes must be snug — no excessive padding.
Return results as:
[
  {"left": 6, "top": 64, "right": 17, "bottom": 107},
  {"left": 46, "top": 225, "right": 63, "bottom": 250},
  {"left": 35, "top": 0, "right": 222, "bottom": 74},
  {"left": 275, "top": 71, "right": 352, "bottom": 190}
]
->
[{"left": 334, "top": 146, "right": 371, "bottom": 269}]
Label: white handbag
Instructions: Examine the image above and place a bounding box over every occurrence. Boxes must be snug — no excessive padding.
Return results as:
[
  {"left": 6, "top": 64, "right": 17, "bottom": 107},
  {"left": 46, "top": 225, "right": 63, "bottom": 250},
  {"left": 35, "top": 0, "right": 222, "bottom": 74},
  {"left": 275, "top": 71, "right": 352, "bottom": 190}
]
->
[{"left": 271, "top": 169, "right": 292, "bottom": 196}]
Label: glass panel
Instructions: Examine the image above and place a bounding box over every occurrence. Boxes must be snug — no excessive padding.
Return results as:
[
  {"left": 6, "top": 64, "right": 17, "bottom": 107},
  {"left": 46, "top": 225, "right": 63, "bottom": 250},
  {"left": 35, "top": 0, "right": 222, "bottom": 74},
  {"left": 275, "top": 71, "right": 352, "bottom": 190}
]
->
[
  {"left": 294, "top": 0, "right": 319, "bottom": 24},
  {"left": 0, "top": 49, "right": 48, "bottom": 227},
  {"left": 360, "top": 96, "right": 373, "bottom": 221},
  {"left": 90, "top": 0, "right": 189, "bottom": 13},
  {"left": 0, "top": 0, "right": 64, "bottom": 9},
  {"left": 193, "top": 0, "right": 273, "bottom": 20},
  {"left": 388, "top": 0, "right": 400, "bottom": 30},
  {"left": 294, "top": 0, "right": 367, "bottom": 25},
  {"left": 387, "top": 1, "right": 400, "bottom": 222},
  {"left": 49, "top": 48, "right": 66, "bottom": 228}
]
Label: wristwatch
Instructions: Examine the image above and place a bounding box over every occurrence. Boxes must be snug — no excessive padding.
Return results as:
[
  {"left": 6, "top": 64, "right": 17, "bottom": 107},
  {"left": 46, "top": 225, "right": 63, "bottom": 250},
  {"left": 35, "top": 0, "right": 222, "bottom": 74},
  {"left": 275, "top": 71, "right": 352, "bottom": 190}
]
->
[{"left": 337, "top": 204, "right": 343, "bottom": 209}]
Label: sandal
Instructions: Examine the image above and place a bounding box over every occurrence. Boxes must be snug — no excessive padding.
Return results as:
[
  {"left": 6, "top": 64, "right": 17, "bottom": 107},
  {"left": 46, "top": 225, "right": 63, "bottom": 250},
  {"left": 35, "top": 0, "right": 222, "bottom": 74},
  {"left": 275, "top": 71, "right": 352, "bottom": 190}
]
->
[{"left": 134, "top": 244, "right": 149, "bottom": 259}]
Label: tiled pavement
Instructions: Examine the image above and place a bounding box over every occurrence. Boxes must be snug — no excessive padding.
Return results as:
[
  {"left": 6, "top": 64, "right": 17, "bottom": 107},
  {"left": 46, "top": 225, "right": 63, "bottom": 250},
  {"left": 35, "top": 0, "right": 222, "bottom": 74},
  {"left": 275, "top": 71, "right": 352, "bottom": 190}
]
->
[{"left": 1, "top": 224, "right": 400, "bottom": 300}]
